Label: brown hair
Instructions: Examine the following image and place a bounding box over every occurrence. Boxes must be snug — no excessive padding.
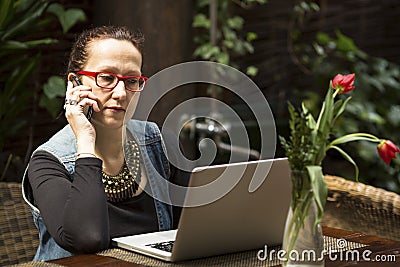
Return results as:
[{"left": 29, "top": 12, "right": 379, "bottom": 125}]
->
[{"left": 67, "top": 25, "right": 144, "bottom": 74}]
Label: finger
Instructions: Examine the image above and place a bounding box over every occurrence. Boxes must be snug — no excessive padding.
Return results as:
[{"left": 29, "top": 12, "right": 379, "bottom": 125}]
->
[
  {"left": 67, "top": 84, "right": 92, "bottom": 96},
  {"left": 64, "top": 103, "right": 82, "bottom": 119},
  {"left": 67, "top": 80, "right": 73, "bottom": 90},
  {"left": 69, "top": 86, "right": 92, "bottom": 98},
  {"left": 66, "top": 82, "right": 90, "bottom": 101},
  {"left": 68, "top": 86, "right": 92, "bottom": 104},
  {"left": 65, "top": 81, "right": 74, "bottom": 99},
  {"left": 78, "top": 98, "right": 100, "bottom": 112},
  {"left": 73, "top": 85, "right": 92, "bottom": 92},
  {"left": 64, "top": 99, "right": 94, "bottom": 118},
  {"left": 77, "top": 91, "right": 100, "bottom": 102},
  {"left": 64, "top": 99, "right": 80, "bottom": 110}
]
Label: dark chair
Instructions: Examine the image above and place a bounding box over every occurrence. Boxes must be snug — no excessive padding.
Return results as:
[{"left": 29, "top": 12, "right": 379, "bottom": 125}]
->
[
  {"left": 0, "top": 182, "right": 39, "bottom": 265},
  {"left": 323, "top": 175, "right": 400, "bottom": 241}
]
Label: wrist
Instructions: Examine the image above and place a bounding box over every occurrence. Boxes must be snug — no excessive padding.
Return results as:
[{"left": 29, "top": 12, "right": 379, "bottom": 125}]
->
[
  {"left": 77, "top": 152, "right": 97, "bottom": 159},
  {"left": 76, "top": 140, "right": 95, "bottom": 154}
]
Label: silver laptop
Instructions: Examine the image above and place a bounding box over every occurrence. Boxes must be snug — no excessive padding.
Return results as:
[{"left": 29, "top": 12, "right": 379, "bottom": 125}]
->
[{"left": 112, "top": 157, "right": 291, "bottom": 262}]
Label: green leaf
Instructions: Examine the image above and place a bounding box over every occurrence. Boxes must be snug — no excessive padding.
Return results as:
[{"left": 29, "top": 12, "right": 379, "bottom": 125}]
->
[
  {"left": 47, "top": 3, "right": 86, "bottom": 33},
  {"left": 0, "top": 0, "right": 13, "bottom": 30},
  {"left": 192, "top": 13, "right": 210, "bottom": 28},
  {"left": 39, "top": 95, "right": 63, "bottom": 119},
  {"left": 25, "top": 37, "right": 57, "bottom": 46},
  {"left": 223, "top": 39, "right": 234, "bottom": 49},
  {"left": 243, "top": 41, "right": 254, "bottom": 53},
  {"left": 302, "top": 102, "right": 316, "bottom": 129},
  {"left": 4, "top": 54, "right": 40, "bottom": 100},
  {"left": 328, "top": 133, "right": 380, "bottom": 147},
  {"left": 59, "top": 8, "right": 86, "bottom": 33},
  {"left": 197, "top": 0, "right": 210, "bottom": 8},
  {"left": 1, "top": 0, "right": 49, "bottom": 41},
  {"left": 328, "top": 145, "right": 360, "bottom": 181},
  {"left": 0, "top": 40, "right": 29, "bottom": 50},
  {"left": 226, "top": 16, "right": 243, "bottom": 30},
  {"left": 281, "top": 102, "right": 314, "bottom": 171},
  {"left": 306, "top": 165, "right": 327, "bottom": 228},
  {"left": 231, "top": 40, "right": 245, "bottom": 54},
  {"left": 43, "top": 76, "right": 66, "bottom": 99},
  {"left": 312, "top": 83, "right": 335, "bottom": 164},
  {"left": 314, "top": 84, "right": 333, "bottom": 136},
  {"left": 313, "top": 42, "right": 325, "bottom": 56},
  {"left": 206, "top": 47, "right": 220, "bottom": 60},
  {"left": 14, "top": 0, "right": 37, "bottom": 14},
  {"left": 310, "top": 2, "right": 320, "bottom": 12},
  {"left": 335, "top": 30, "right": 358, "bottom": 52},
  {"left": 193, "top": 43, "right": 213, "bottom": 58},
  {"left": 246, "top": 32, "right": 257, "bottom": 42},
  {"left": 215, "top": 51, "right": 229, "bottom": 64},
  {"left": 333, "top": 96, "right": 352, "bottom": 120},
  {"left": 285, "top": 188, "right": 313, "bottom": 254},
  {"left": 0, "top": 38, "right": 56, "bottom": 53},
  {"left": 316, "top": 32, "right": 333, "bottom": 45},
  {"left": 246, "top": 66, "right": 258, "bottom": 77},
  {"left": 222, "top": 26, "right": 237, "bottom": 41},
  {"left": 46, "top": 2, "right": 63, "bottom": 17}
]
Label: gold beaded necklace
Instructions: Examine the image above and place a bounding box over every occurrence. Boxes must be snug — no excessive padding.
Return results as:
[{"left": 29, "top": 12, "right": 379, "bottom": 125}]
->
[{"left": 102, "top": 139, "right": 141, "bottom": 202}]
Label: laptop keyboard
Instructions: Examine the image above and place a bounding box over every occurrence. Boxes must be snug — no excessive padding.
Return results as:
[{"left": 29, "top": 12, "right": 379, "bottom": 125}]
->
[{"left": 146, "top": 240, "right": 174, "bottom": 252}]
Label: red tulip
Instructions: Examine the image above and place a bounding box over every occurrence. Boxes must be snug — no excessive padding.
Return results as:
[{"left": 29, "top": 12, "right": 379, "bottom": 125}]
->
[
  {"left": 332, "top": 73, "right": 355, "bottom": 94},
  {"left": 377, "top": 140, "right": 400, "bottom": 165}
]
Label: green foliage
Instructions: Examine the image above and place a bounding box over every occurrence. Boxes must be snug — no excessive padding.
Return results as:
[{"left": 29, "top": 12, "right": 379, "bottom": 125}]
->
[
  {"left": 40, "top": 76, "right": 66, "bottom": 118},
  {"left": 1, "top": 0, "right": 50, "bottom": 151},
  {"left": 288, "top": 0, "right": 400, "bottom": 192},
  {"left": 280, "top": 74, "right": 389, "bottom": 243},
  {"left": 0, "top": 0, "right": 86, "bottom": 152},
  {"left": 47, "top": 3, "right": 86, "bottom": 33},
  {"left": 279, "top": 103, "right": 314, "bottom": 171},
  {"left": 310, "top": 32, "right": 400, "bottom": 192},
  {"left": 288, "top": 0, "right": 321, "bottom": 72},
  {"left": 307, "top": 165, "right": 326, "bottom": 228},
  {"left": 192, "top": 0, "right": 265, "bottom": 78},
  {"left": 245, "top": 65, "right": 258, "bottom": 76}
]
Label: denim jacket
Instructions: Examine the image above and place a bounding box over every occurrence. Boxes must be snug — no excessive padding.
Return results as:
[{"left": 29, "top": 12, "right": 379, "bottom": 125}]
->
[{"left": 22, "top": 120, "right": 173, "bottom": 261}]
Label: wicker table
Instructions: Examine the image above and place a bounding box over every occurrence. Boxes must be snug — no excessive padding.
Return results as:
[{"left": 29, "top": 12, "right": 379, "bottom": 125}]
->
[{"left": 11, "top": 226, "right": 399, "bottom": 267}]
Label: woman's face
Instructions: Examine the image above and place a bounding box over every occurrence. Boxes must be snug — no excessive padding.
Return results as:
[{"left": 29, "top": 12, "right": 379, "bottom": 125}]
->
[{"left": 80, "top": 38, "right": 142, "bottom": 129}]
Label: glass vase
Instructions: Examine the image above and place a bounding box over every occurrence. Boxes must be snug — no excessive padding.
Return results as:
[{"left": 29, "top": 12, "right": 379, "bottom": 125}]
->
[{"left": 282, "top": 197, "right": 324, "bottom": 266}]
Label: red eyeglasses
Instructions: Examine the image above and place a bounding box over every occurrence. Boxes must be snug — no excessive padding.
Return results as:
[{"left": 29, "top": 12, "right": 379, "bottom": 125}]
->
[{"left": 77, "top": 71, "right": 148, "bottom": 92}]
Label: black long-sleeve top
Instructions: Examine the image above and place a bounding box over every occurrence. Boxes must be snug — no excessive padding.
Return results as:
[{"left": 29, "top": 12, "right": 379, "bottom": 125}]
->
[{"left": 27, "top": 139, "right": 190, "bottom": 254}]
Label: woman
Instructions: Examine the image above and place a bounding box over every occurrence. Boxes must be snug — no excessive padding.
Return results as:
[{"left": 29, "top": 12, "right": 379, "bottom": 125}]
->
[{"left": 22, "top": 26, "right": 188, "bottom": 261}]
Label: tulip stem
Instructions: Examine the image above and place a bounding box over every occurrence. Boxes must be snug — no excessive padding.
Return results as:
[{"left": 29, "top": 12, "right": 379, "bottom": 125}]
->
[{"left": 327, "top": 133, "right": 381, "bottom": 149}]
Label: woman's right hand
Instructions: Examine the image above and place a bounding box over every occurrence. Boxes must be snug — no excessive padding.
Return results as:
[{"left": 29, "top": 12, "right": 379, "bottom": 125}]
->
[{"left": 64, "top": 81, "right": 100, "bottom": 153}]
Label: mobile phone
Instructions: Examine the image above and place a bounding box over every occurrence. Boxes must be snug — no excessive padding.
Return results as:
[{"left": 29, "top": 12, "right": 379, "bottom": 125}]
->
[{"left": 72, "top": 75, "right": 93, "bottom": 121}]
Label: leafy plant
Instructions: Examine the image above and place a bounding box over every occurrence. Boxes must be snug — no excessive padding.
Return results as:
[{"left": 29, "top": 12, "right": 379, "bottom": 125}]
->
[
  {"left": 286, "top": 0, "right": 400, "bottom": 193},
  {"left": 40, "top": 2, "right": 86, "bottom": 118},
  {"left": 0, "top": 0, "right": 85, "bottom": 179},
  {"left": 192, "top": 0, "right": 266, "bottom": 78},
  {"left": 280, "top": 73, "right": 399, "bottom": 255},
  {"left": 308, "top": 32, "right": 400, "bottom": 193},
  {"left": 39, "top": 75, "right": 67, "bottom": 118}
]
